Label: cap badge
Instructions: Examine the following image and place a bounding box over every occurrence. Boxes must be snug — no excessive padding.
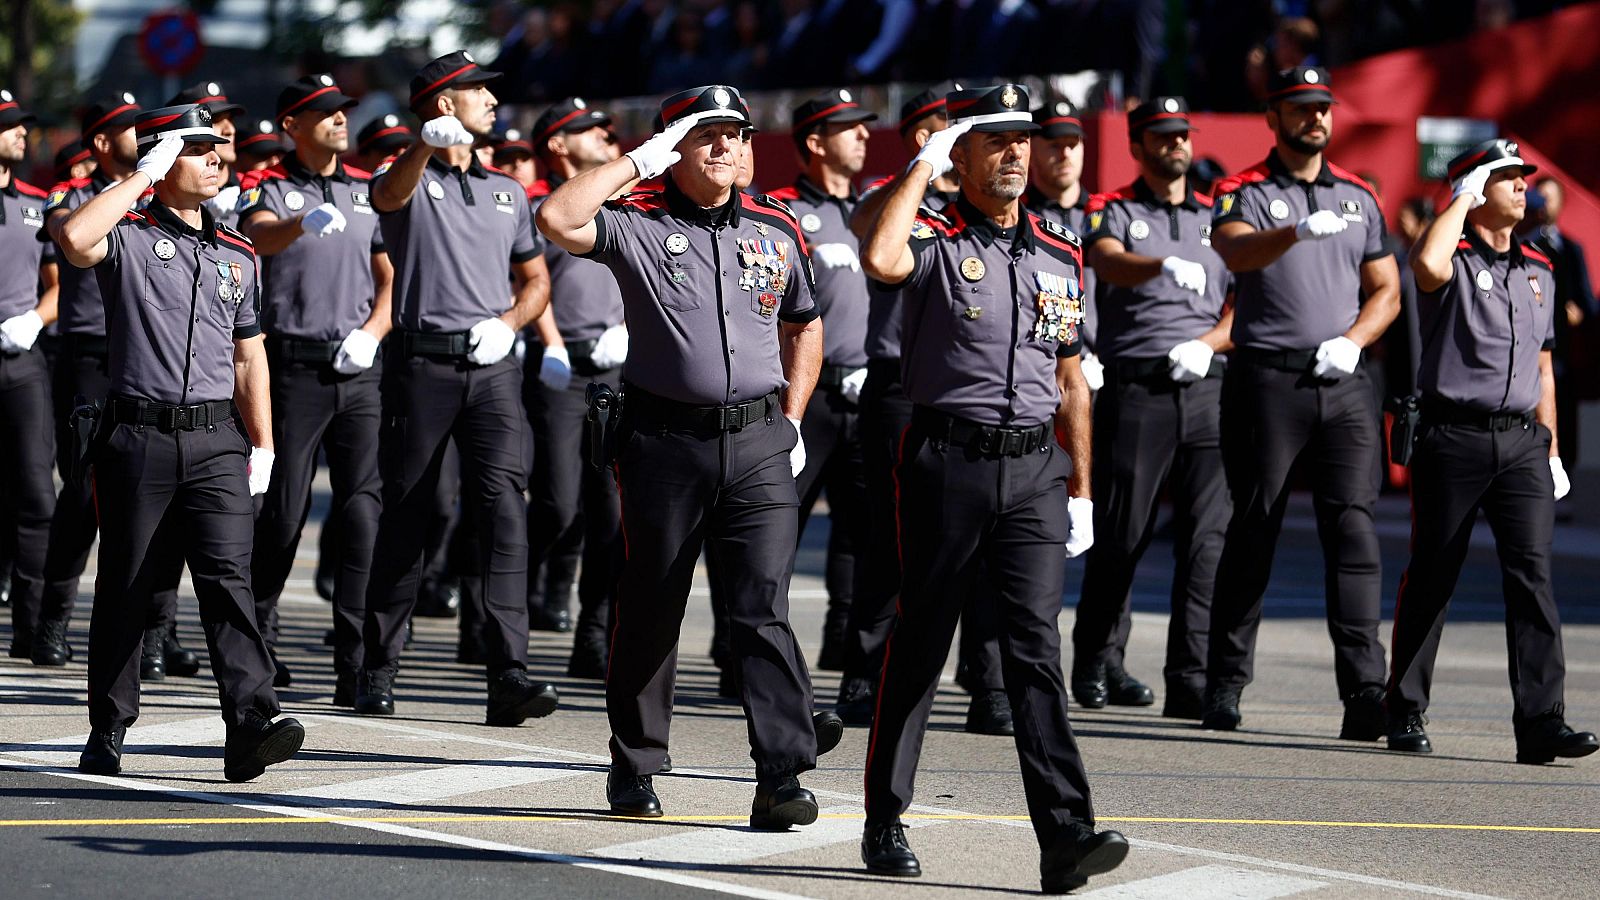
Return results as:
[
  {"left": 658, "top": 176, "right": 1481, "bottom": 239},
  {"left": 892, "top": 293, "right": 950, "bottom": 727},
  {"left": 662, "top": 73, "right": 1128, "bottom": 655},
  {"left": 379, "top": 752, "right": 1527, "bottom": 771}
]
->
[
  {"left": 427, "top": 180, "right": 446, "bottom": 201},
  {"left": 284, "top": 191, "right": 305, "bottom": 211},
  {"left": 1000, "top": 86, "right": 1019, "bottom": 109},
  {"left": 1128, "top": 219, "right": 1149, "bottom": 241},
  {"left": 154, "top": 238, "right": 176, "bottom": 261},
  {"left": 196, "top": 107, "right": 213, "bottom": 125},
  {"left": 0, "top": 90, "right": 10, "bottom": 102},
  {"left": 383, "top": 114, "right": 399, "bottom": 127},
  {"left": 257, "top": 119, "right": 273, "bottom": 133},
  {"left": 122, "top": 92, "right": 136, "bottom": 104},
  {"left": 1055, "top": 102, "right": 1070, "bottom": 116},
  {"left": 800, "top": 214, "right": 822, "bottom": 234},
  {"left": 207, "top": 82, "right": 221, "bottom": 94},
  {"left": 665, "top": 232, "right": 689, "bottom": 255},
  {"left": 1163, "top": 98, "right": 1179, "bottom": 113},
  {"left": 319, "top": 74, "right": 334, "bottom": 86},
  {"left": 1268, "top": 198, "right": 1290, "bottom": 220},
  {"left": 462, "top": 51, "right": 476, "bottom": 63},
  {"left": 574, "top": 97, "right": 587, "bottom": 109},
  {"left": 1476, "top": 270, "right": 1494, "bottom": 292},
  {"left": 839, "top": 89, "right": 852, "bottom": 103},
  {"left": 1506, "top": 141, "right": 1519, "bottom": 155},
  {"left": 960, "top": 256, "right": 986, "bottom": 281},
  {"left": 504, "top": 129, "right": 522, "bottom": 141},
  {"left": 1304, "top": 69, "right": 1320, "bottom": 83},
  {"left": 712, "top": 88, "right": 731, "bottom": 108}
]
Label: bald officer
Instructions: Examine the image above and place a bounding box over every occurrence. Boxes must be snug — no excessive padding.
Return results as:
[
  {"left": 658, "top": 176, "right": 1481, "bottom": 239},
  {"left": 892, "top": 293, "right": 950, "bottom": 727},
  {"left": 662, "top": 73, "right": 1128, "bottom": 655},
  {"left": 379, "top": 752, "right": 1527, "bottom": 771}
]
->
[
  {"left": 354, "top": 51, "right": 558, "bottom": 726},
  {"left": 55, "top": 104, "right": 302, "bottom": 780},
  {"left": 539, "top": 84, "right": 843, "bottom": 827},
  {"left": 1387, "top": 139, "right": 1596, "bottom": 764}
]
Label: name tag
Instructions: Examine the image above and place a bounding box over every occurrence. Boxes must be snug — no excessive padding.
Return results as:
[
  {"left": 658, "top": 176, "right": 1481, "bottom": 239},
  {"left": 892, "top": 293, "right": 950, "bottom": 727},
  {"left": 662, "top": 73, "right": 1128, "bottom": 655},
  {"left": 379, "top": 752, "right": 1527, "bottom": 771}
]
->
[
  {"left": 351, "top": 192, "right": 372, "bottom": 214},
  {"left": 21, "top": 206, "right": 43, "bottom": 227}
]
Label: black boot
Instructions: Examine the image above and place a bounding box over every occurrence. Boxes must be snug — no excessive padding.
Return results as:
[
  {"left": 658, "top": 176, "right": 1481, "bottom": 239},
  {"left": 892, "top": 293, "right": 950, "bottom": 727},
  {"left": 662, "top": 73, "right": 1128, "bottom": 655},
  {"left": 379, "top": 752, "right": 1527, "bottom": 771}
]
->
[
  {"left": 414, "top": 575, "right": 460, "bottom": 618},
  {"left": 814, "top": 710, "right": 845, "bottom": 756},
  {"left": 1515, "top": 711, "right": 1600, "bottom": 764},
  {"left": 1105, "top": 665, "right": 1155, "bottom": 706},
  {"left": 1339, "top": 685, "right": 1386, "bottom": 741},
  {"left": 485, "top": 668, "right": 559, "bottom": 727},
  {"left": 528, "top": 602, "right": 572, "bottom": 633},
  {"left": 1387, "top": 712, "right": 1432, "bottom": 754},
  {"left": 966, "top": 690, "right": 1015, "bottom": 736},
  {"left": 78, "top": 726, "right": 127, "bottom": 775},
  {"left": 749, "top": 775, "right": 818, "bottom": 830},
  {"left": 861, "top": 820, "right": 921, "bottom": 877},
  {"left": 607, "top": 770, "right": 663, "bottom": 817},
  {"left": 835, "top": 677, "right": 875, "bottom": 727},
  {"left": 269, "top": 648, "right": 292, "bottom": 688},
  {"left": 140, "top": 628, "right": 166, "bottom": 681},
  {"left": 1200, "top": 685, "right": 1241, "bottom": 731},
  {"left": 30, "top": 618, "right": 72, "bottom": 667},
  {"left": 224, "top": 711, "right": 305, "bottom": 782},
  {"left": 1162, "top": 679, "right": 1206, "bottom": 720},
  {"left": 816, "top": 606, "right": 849, "bottom": 672},
  {"left": 566, "top": 640, "right": 607, "bottom": 679},
  {"left": 1070, "top": 662, "right": 1108, "bottom": 709},
  {"left": 162, "top": 626, "right": 201, "bottom": 677},
  {"left": 332, "top": 671, "right": 357, "bottom": 708},
  {"left": 1040, "top": 825, "right": 1130, "bottom": 893},
  {"left": 354, "top": 664, "right": 396, "bottom": 716}
]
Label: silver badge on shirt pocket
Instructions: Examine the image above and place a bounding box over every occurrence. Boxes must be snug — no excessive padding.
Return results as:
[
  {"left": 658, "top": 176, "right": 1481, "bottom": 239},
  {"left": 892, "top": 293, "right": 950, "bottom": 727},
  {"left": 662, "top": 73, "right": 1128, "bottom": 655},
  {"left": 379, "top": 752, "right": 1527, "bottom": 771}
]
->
[
  {"left": 1475, "top": 270, "right": 1493, "bottom": 292},
  {"left": 1127, "top": 219, "right": 1149, "bottom": 241},
  {"left": 427, "top": 181, "right": 446, "bottom": 201},
  {"left": 665, "top": 232, "right": 689, "bottom": 255},
  {"left": 21, "top": 206, "right": 43, "bottom": 227},
  {"left": 1268, "top": 199, "right": 1290, "bottom": 220},
  {"left": 154, "top": 239, "right": 176, "bottom": 260},
  {"left": 800, "top": 213, "right": 822, "bottom": 234},
  {"left": 284, "top": 191, "right": 305, "bottom": 211}
]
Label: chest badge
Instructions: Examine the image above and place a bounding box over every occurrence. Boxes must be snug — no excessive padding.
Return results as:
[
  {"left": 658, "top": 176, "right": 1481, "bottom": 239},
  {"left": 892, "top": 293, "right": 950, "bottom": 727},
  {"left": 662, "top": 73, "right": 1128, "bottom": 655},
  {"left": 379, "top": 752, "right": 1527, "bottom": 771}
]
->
[
  {"left": 1268, "top": 199, "right": 1290, "bottom": 220},
  {"left": 665, "top": 232, "right": 689, "bottom": 255},
  {"left": 1529, "top": 275, "right": 1543, "bottom": 303},
  {"left": 753, "top": 221, "right": 770, "bottom": 236},
  {"left": 1127, "top": 219, "right": 1149, "bottom": 241},
  {"left": 1200, "top": 224, "right": 1213, "bottom": 246},
  {"left": 960, "top": 256, "right": 986, "bottom": 282},
  {"left": 426, "top": 181, "right": 446, "bottom": 201},
  {"left": 284, "top": 190, "right": 306, "bottom": 211},
  {"left": 154, "top": 239, "right": 176, "bottom": 260},
  {"left": 1475, "top": 270, "right": 1493, "bottom": 292},
  {"left": 964, "top": 306, "right": 983, "bottom": 320},
  {"left": 800, "top": 213, "right": 822, "bottom": 234}
]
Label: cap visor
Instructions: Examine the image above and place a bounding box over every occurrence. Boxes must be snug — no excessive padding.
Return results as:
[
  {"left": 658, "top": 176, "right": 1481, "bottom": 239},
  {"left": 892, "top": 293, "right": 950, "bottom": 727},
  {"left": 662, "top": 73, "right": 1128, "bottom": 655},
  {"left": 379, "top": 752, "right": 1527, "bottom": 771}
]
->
[
  {"left": 1142, "top": 119, "right": 1193, "bottom": 135},
  {"left": 968, "top": 120, "right": 1041, "bottom": 133},
  {"left": 688, "top": 111, "right": 754, "bottom": 128},
  {"left": 1039, "top": 123, "right": 1084, "bottom": 138},
  {"left": 1273, "top": 90, "right": 1336, "bottom": 105},
  {"left": 181, "top": 134, "right": 230, "bottom": 145},
  {"left": 457, "top": 70, "right": 501, "bottom": 86},
  {"left": 825, "top": 109, "right": 878, "bottom": 125},
  {"left": 0, "top": 112, "right": 36, "bottom": 127},
  {"left": 303, "top": 93, "right": 360, "bottom": 115},
  {"left": 209, "top": 102, "right": 247, "bottom": 118}
]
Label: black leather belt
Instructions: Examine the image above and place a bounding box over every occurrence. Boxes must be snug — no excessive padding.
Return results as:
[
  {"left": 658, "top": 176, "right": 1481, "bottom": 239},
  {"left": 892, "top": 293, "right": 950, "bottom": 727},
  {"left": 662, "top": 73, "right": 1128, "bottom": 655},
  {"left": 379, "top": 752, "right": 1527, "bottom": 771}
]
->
[
  {"left": 107, "top": 397, "right": 235, "bottom": 431},
  {"left": 1108, "top": 355, "right": 1224, "bottom": 384},
  {"left": 399, "top": 330, "right": 471, "bottom": 360},
  {"left": 1234, "top": 347, "right": 1320, "bottom": 372},
  {"left": 816, "top": 363, "right": 858, "bottom": 391},
  {"left": 269, "top": 336, "right": 343, "bottom": 364},
  {"left": 625, "top": 384, "right": 778, "bottom": 433},
  {"left": 1422, "top": 397, "right": 1533, "bottom": 431},
  {"left": 61, "top": 333, "right": 109, "bottom": 359},
  {"left": 912, "top": 406, "right": 1051, "bottom": 457}
]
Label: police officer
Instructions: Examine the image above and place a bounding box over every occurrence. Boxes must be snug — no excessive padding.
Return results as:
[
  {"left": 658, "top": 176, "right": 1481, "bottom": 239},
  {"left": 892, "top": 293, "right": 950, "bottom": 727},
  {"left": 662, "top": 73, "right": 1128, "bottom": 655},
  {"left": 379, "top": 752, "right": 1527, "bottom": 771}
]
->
[
  {"left": 1074, "top": 97, "right": 1233, "bottom": 719},
  {"left": 55, "top": 104, "right": 303, "bottom": 780},
  {"left": 492, "top": 129, "right": 538, "bottom": 190},
  {"left": 1386, "top": 139, "right": 1597, "bottom": 764},
  {"left": 352, "top": 114, "right": 414, "bottom": 172},
  {"left": 0, "top": 88, "right": 60, "bottom": 662},
  {"left": 1203, "top": 67, "right": 1399, "bottom": 737},
  {"left": 238, "top": 73, "right": 392, "bottom": 702},
  {"left": 355, "top": 51, "right": 558, "bottom": 726},
  {"left": 767, "top": 89, "right": 876, "bottom": 672},
  {"left": 523, "top": 96, "right": 624, "bottom": 676},
  {"left": 539, "top": 84, "right": 844, "bottom": 825},
  {"left": 168, "top": 82, "right": 246, "bottom": 226},
  {"left": 54, "top": 140, "right": 94, "bottom": 182},
  {"left": 1027, "top": 99, "right": 1102, "bottom": 388},
  {"left": 236, "top": 120, "right": 289, "bottom": 172},
  {"left": 858, "top": 84, "right": 1121, "bottom": 891}
]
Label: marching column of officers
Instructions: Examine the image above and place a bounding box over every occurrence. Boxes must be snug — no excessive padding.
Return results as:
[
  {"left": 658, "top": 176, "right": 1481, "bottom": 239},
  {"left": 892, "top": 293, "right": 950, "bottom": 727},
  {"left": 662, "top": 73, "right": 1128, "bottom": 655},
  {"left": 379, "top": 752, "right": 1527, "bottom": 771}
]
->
[{"left": 0, "top": 53, "right": 1595, "bottom": 893}]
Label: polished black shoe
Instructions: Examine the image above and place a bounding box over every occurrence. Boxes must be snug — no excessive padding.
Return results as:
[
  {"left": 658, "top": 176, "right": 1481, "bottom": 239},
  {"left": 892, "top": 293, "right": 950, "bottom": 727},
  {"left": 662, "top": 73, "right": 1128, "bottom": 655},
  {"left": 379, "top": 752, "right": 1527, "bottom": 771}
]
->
[
  {"left": 750, "top": 776, "right": 818, "bottom": 830},
  {"left": 79, "top": 727, "right": 127, "bottom": 775},
  {"left": 1105, "top": 666, "right": 1155, "bottom": 707},
  {"left": 414, "top": 577, "right": 460, "bottom": 618},
  {"left": 528, "top": 603, "right": 572, "bottom": 633},
  {"left": 162, "top": 628, "right": 201, "bottom": 678},
  {"left": 486, "top": 669, "right": 559, "bottom": 727},
  {"left": 354, "top": 664, "right": 396, "bottom": 716},
  {"left": 224, "top": 711, "right": 305, "bottom": 782},
  {"left": 333, "top": 671, "right": 357, "bottom": 708},
  {"left": 813, "top": 710, "right": 845, "bottom": 756},
  {"left": 816, "top": 637, "right": 847, "bottom": 672},
  {"left": 660, "top": 754, "right": 672, "bottom": 773},
  {"left": 1200, "top": 686, "right": 1242, "bottom": 731},
  {"left": 1387, "top": 712, "right": 1432, "bottom": 753},
  {"left": 861, "top": 820, "right": 921, "bottom": 877},
  {"left": 1040, "top": 826, "right": 1130, "bottom": 893},
  {"left": 966, "top": 690, "right": 1015, "bottom": 736},
  {"left": 607, "top": 770, "right": 663, "bottom": 817},
  {"left": 30, "top": 618, "right": 72, "bottom": 667},
  {"left": 139, "top": 628, "right": 166, "bottom": 682},
  {"left": 718, "top": 666, "right": 740, "bottom": 699},
  {"left": 1515, "top": 714, "right": 1600, "bottom": 765},
  {"left": 314, "top": 569, "right": 336, "bottom": 603},
  {"left": 323, "top": 628, "right": 337, "bottom": 647},
  {"left": 817, "top": 607, "right": 849, "bottom": 672},
  {"left": 269, "top": 649, "right": 292, "bottom": 688},
  {"left": 1071, "top": 664, "right": 1109, "bottom": 709},
  {"left": 836, "top": 677, "right": 875, "bottom": 727},
  {"left": 7, "top": 636, "right": 30, "bottom": 659},
  {"left": 567, "top": 641, "right": 607, "bottom": 680},
  {"left": 1162, "top": 680, "right": 1206, "bottom": 720},
  {"left": 1339, "top": 686, "right": 1387, "bottom": 741}
]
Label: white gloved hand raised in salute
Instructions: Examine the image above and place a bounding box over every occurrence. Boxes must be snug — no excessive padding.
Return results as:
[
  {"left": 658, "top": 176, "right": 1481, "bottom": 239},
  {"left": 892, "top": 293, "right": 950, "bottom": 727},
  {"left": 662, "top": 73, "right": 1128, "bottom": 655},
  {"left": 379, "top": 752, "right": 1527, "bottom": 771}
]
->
[
  {"left": 625, "top": 110, "right": 724, "bottom": 181},
  {"left": 908, "top": 119, "right": 974, "bottom": 180},
  {"left": 1450, "top": 164, "right": 1492, "bottom": 211},
  {"left": 135, "top": 135, "right": 185, "bottom": 184}
]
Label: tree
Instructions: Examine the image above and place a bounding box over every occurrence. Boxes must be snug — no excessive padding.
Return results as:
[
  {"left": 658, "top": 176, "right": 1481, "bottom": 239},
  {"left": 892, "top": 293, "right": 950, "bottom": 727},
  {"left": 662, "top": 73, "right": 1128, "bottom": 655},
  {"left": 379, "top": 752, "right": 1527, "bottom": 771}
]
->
[{"left": 0, "top": 0, "right": 84, "bottom": 117}]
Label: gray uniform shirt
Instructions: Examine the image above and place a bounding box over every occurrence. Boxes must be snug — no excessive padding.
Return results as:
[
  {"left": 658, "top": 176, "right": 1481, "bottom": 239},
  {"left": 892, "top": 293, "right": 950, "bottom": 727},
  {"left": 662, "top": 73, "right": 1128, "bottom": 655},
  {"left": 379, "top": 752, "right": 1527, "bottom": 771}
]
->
[
  {"left": 529, "top": 175, "right": 624, "bottom": 344},
  {"left": 863, "top": 179, "right": 958, "bottom": 362},
  {"left": 92, "top": 202, "right": 261, "bottom": 404},
  {"left": 893, "top": 194, "right": 1085, "bottom": 427},
  {"left": 771, "top": 176, "right": 868, "bottom": 367},
  {"left": 45, "top": 173, "right": 150, "bottom": 337},
  {"left": 237, "top": 156, "right": 385, "bottom": 341},
  {"left": 1, "top": 177, "right": 52, "bottom": 320},
  {"left": 1418, "top": 230, "right": 1557, "bottom": 414},
  {"left": 581, "top": 175, "right": 819, "bottom": 406},
  {"left": 1212, "top": 152, "right": 1390, "bottom": 351},
  {"left": 373, "top": 154, "right": 541, "bottom": 333},
  {"left": 1084, "top": 178, "right": 1232, "bottom": 360}
]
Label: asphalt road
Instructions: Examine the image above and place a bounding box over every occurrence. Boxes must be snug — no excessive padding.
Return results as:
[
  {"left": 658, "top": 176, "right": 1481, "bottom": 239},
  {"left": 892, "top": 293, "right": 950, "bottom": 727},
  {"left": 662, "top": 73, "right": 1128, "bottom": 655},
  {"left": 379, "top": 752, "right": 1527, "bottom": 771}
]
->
[{"left": 3, "top": 479, "right": 1599, "bottom": 899}]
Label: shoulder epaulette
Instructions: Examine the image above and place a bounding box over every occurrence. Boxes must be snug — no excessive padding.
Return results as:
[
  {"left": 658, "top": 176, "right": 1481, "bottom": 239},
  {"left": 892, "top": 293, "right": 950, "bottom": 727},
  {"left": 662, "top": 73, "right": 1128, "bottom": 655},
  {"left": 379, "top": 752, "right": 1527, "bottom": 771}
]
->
[
  {"left": 766, "top": 185, "right": 802, "bottom": 202},
  {"left": 525, "top": 178, "right": 553, "bottom": 200},
  {"left": 1212, "top": 163, "right": 1272, "bottom": 200},
  {"left": 1522, "top": 243, "right": 1553, "bottom": 269},
  {"left": 239, "top": 165, "right": 289, "bottom": 192},
  {"left": 1327, "top": 162, "right": 1381, "bottom": 202},
  {"left": 1029, "top": 210, "right": 1082, "bottom": 254},
  {"left": 1086, "top": 184, "right": 1137, "bottom": 214},
  {"left": 13, "top": 179, "right": 48, "bottom": 199},
  {"left": 215, "top": 223, "right": 256, "bottom": 256}
]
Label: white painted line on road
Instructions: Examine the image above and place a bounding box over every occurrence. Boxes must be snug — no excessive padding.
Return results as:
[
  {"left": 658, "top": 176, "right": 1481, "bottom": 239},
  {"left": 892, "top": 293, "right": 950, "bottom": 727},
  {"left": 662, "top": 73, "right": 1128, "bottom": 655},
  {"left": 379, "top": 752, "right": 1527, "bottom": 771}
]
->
[
  {"left": 2, "top": 715, "right": 225, "bottom": 767},
  {"left": 1078, "top": 864, "right": 1325, "bottom": 899},
  {"left": 273, "top": 754, "right": 585, "bottom": 809},
  {"left": 593, "top": 805, "right": 926, "bottom": 866},
  {"left": 1122, "top": 839, "right": 1499, "bottom": 900}
]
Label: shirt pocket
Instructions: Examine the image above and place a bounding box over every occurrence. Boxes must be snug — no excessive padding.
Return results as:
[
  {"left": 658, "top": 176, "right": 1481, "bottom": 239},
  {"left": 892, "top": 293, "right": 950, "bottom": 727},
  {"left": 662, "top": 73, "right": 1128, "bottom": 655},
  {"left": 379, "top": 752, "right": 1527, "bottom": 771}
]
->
[
  {"left": 143, "top": 262, "right": 190, "bottom": 311},
  {"left": 949, "top": 284, "right": 999, "bottom": 345},
  {"left": 656, "top": 260, "right": 703, "bottom": 312}
]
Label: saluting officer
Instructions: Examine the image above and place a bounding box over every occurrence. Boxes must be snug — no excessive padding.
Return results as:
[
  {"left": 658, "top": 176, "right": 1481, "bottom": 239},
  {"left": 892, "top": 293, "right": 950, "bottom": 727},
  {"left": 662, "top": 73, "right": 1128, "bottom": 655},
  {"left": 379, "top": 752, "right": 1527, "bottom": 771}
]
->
[
  {"left": 1386, "top": 139, "right": 1597, "bottom": 764},
  {"left": 538, "top": 84, "right": 844, "bottom": 826},
  {"left": 767, "top": 89, "right": 876, "bottom": 672},
  {"left": 1073, "top": 97, "right": 1233, "bottom": 719},
  {"left": 352, "top": 114, "right": 415, "bottom": 172},
  {"left": 355, "top": 51, "right": 558, "bottom": 726},
  {"left": 522, "top": 96, "right": 625, "bottom": 676},
  {"left": 238, "top": 74, "right": 392, "bottom": 702},
  {"left": 1202, "top": 67, "right": 1400, "bottom": 738},
  {"left": 0, "top": 88, "right": 60, "bottom": 663},
  {"left": 55, "top": 104, "right": 303, "bottom": 780},
  {"left": 857, "top": 84, "right": 1121, "bottom": 891},
  {"left": 167, "top": 82, "right": 246, "bottom": 226}
]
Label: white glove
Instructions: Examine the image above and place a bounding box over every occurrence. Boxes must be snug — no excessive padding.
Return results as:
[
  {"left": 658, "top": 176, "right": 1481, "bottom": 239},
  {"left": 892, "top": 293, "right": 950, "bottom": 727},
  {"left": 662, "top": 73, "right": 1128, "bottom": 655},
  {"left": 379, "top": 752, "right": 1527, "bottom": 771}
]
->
[
  {"left": 206, "top": 185, "right": 241, "bottom": 218},
  {"left": 248, "top": 447, "right": 275, "bottom": 497},
  {"left": 1064, "top": 496, "right": 1094, "bottom": 558},
  {"left": 1294, "top": 209, "right": 1349, "bottom": 241},
  {"left": 788, "top": 416, "right": 806, "bottom": 478},
  {"left": 812, "top": 242, "right": 861, "bottom": 271},
  {"left": 0, "top": 311, "right": 44, "bottom": 354},
  {"left": 332, "top": 328, "right": 380, "bottom": 374},
  {"left": 420, "top": 115, "right": 476, "bottom": 148},
  {"left": 840, "top": 367, "right": 868, "bottom": 404},
  {"left": 1161, "top": 256, "right": 1208, "bottom": 295},
  {"left": 467, "top": 317, "right": 516, "bottom": 366},
  {"left": 1311, "top": 335, "right": 1362, "bottom": 379},
  {"left": 625, "top": 110, "right": 723, "bottom": 181},
  {"left": 301, "top": 203, "right": 347, "bottom": 238},
  {"left": 1080, "top": 352, "right": 1105, "bottom": 393},
  {"left": 1167, "top": 339, "right": 1214, "bottom": 383},
  {"left": 136, "top": 135, "right": 185, "bottom": 184},
  {"left": 909, "top": 120, "right": 973, "bottom": 180},
  {"left": 590, "top": 324, "right": 629, "bottom": 370},
  {"left": 1451, "top": 164, "right": 1492, "bottom": 211},
  {"left": 1551, "top": 457, "right": 1571, "bottom": 501},
  {"left": 539, "top": 345, "right": 573, "bottom": 390}
]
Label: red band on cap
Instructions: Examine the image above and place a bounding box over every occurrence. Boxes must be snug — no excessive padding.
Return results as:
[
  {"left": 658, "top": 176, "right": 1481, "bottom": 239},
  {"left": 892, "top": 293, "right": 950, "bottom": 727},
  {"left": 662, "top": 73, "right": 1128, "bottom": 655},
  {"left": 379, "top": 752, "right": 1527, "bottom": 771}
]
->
[
  {"left": 794, "top": 101, "right": 858, "bottom": 130},
  {"left": 945, "top": 96, "right": 981, "bottom": 116},
  {"left": 1447, "top": 148, "right": 1492, "bottom": 181},
  {"left": 660, "top": 94, "right": 701, "bottom": 125},
  {"left": 197, "top": 94, "right": 228, "bottom": 104},
  {"left": 135, "top": 111, "right": 186, "bottom": 132},
  {"left": 240, "top": 132, "right": 280, "bottom": 148},
  {"left": 359, "top": 125, "right": 412, "bottom": 150},
  {"left": 1041, "top": 116, "right": 1082, "bottom": 128},
  {"left": 1267, "top": 83, "right": 1334, "bottom": 101},
  {"left": 281, "top": 85, "right": 338, "bottom": 118},
  {"left": 411, "top": 63, "right": 479, "bottom": 104},
  {"left": 537, "top": 108, "right": 590, "bottom": 141},
  {"left": 0, "top": 101, "right": 16, "bottom": 112},
  {"left": 85, "top": 103, "right": 138, "bottom": 135},
  {"left": 897, "top": 98, "right": 946, "bottom": 131}
]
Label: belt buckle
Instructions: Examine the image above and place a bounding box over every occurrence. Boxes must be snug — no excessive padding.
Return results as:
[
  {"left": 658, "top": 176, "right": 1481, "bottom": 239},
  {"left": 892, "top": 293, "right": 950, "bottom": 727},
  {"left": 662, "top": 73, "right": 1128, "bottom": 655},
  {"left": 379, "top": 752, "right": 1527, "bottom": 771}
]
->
[
  {"left": 718, "top": 405, "right": 742, "bottom": 432},
  {"left": 1000, "top": 430, "right": 1024, "bottom": 456},
  {"left": 158, "top": 406, "right": 186, "bottom": 431}
]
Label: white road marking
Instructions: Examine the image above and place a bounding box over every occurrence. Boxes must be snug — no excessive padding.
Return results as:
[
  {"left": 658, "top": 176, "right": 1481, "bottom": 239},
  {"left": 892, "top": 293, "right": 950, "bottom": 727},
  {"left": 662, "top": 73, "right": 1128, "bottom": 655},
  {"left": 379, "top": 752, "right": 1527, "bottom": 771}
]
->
[
  {"left": 1078, "top": 864, "right": 1325, "bottom": 899},
  {"left": 2, "top": 715, "right": 226, "bottom": 767},
  {"left": 273, "top": 754, "right": 586, "bottom": 810},
  {"left": 594, "top": 805, "right": 924, "bottom": 866}
]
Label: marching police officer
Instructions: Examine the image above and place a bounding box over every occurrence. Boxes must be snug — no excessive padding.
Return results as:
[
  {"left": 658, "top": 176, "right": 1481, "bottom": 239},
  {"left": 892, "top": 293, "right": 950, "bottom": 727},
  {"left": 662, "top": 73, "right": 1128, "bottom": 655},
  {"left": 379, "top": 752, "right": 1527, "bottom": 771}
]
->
[
  {"left": 768, "top": 89, "right": 876, "bottom": 672},
  {"left": 539, "top": 84, "right": 844, "bottom": 825},
  {"left": 236, "top": 120, "right": 288, "bottom": 172},
  {"left": 492, "top": 129, "right": 538, "bottom": 190},
  {"left": 0, "top": 88, "right": 60, "bottom": 662},
  {"left": 1074, "top": 97, "right": 1233, "bottom": 719},
  {"left": 1202, "top": 67, "right": 1399, "bottom": 737},
  {"left": 858, "top": 83, "right": 1122, "bottom": 891},
  {"left": 238, "top": 73, "right": 392, "bottom": 702},
  {"left": 1027, "top": 99, "right": 1102, "bottom": 387},
  {"left": 352, "top": 114, "right": 414, "bottom": 171},
  {"left": 1386, "top": 139, "right": 1597, "bottom": 764},
  {"left": 168, "top": 82, "right": 246, "bottom": 226},
  {"left": 355, "top": 51, "right": 559, "bottom": 726},
  {"left": 55, "top": 103, "right": 303, "bottom": 780},
  {"left": 54, "top": 140, "right": 93, "bottom": 182},
  {"left": 523, "top": 96, "right": 625, "bottom": 676}
]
